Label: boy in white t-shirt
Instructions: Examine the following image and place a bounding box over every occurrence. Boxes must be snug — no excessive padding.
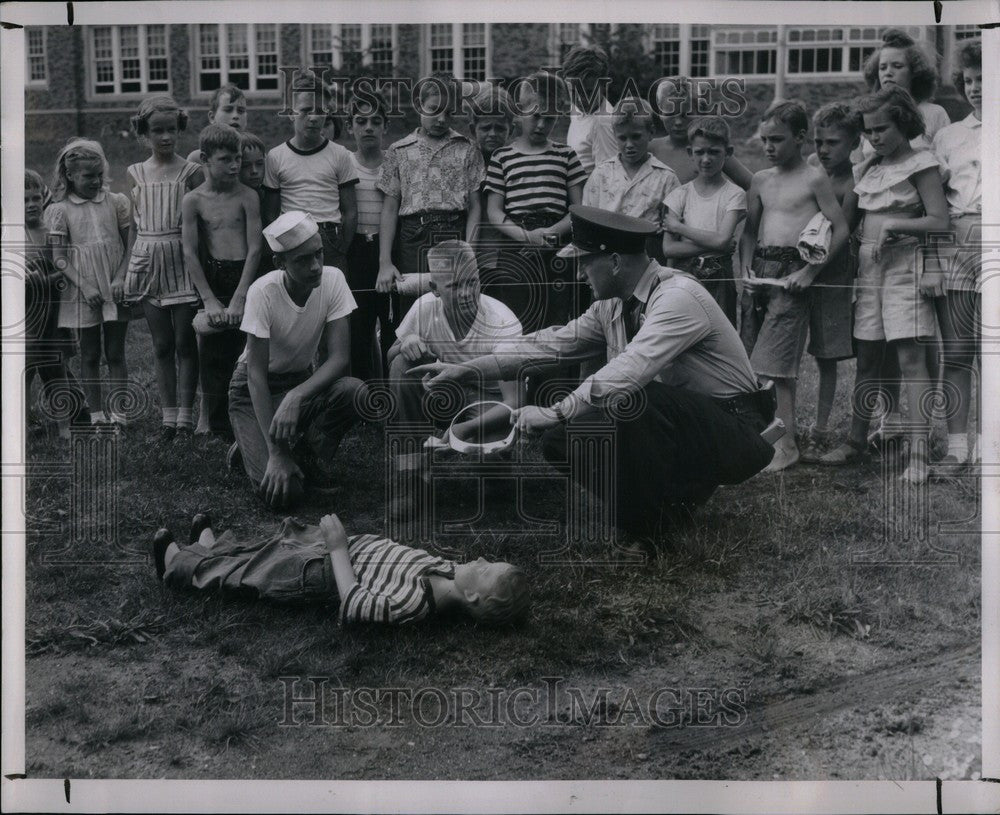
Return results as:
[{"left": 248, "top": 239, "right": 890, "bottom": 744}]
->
[
  {"left": 662, "top": 117, "right": 747, "bottom": 326},
  {"left": 388, "top": 240, "right": 522, "bottom": 429},
  {"left": 227, "top": 211, "right": 366, "bottom": 510},
  {"left": 263, "top": 74, "right": 359, "bottom": 271}
]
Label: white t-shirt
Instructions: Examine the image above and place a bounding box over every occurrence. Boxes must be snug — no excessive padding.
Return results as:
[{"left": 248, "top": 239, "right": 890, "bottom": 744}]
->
[
  {"left": 566, "top": 99, "right": 619, "bottom": 176},
  {"left": 239, "top": 267, "right": 357, "bottom": 373},
  {"left": 264, "top": 139, "right": 359, "bottom": 223},
  {"left": 664, "top": 179, "right": 747, "bottom": 256},
  {"left": 396, "top": 293, "right": 522, "bottom": 396}
]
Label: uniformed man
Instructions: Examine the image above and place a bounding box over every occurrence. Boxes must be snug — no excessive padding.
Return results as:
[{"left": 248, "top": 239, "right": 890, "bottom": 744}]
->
[{"left": 410, "top": 205, "right": 776, "bottom": 539}]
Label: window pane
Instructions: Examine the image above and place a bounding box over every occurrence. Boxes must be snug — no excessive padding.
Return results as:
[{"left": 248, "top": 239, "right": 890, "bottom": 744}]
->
[
  {"left": 430, "top": 23, "right": 452, "bottom": 48},
  {"left": 463, "top": 23, "right": 485, "bottom": 46},
  {"left": 341, "top": 24, "right": 362, "bottom": 51},
  {"left": 228, "top": 24, "right": 248, "bottom": 55},
  {"left": 371, "top": 24, "right": 394, "bottom": 72},
  {"left": 199, "top": 25, "right": 219, "bottom": 55},
  {"left": 256, "top": 23, "right": 277, "bottom": 51}
]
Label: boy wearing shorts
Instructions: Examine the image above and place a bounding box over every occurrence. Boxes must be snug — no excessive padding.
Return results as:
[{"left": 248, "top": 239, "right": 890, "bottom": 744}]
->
[
  {"left": 800, "top": 103, "right": 860, "bottom": 462},
  {"left": 739, "top": 102, "right": 849, "bottom": 471}
]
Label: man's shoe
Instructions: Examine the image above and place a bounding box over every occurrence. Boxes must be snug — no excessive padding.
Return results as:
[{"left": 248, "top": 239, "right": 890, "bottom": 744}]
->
[{"left": 152, "top": 528, "right": 174, "bottom": 581}]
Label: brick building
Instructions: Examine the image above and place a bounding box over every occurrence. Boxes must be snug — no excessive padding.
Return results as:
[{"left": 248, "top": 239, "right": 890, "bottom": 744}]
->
[{"left": 25, "top": 22, "right": 976, "bottom": 153}]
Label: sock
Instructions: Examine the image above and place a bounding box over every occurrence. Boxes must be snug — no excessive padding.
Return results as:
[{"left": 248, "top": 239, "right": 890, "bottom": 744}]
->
[
  {"left": 947, "top": 433, "right": 969, "bottom": 464},
  {"left": 90, "top": 410, "right": 107, "bottom": 424},
  {"left": 162, "top": 407, "right": 178, "bottom": 427},
  {"left": 176, "top": 407, "right": 194, "bottom": 430}
]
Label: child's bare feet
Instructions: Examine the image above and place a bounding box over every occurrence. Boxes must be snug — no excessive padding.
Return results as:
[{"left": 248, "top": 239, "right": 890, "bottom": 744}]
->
[{"left": 764, "top": 441, "right": 799, "bottom": 473}]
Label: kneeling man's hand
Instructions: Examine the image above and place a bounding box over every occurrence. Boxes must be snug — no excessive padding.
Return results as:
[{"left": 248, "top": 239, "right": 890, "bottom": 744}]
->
[
  {"left": 260, "top": 452, "right": 304, "bottom": 509},
  {"left": 511, "top": 405, "right": 560, "bottom": 436},
  {"left": 270, "top": 391, "right": 303, "bottom": 443}
]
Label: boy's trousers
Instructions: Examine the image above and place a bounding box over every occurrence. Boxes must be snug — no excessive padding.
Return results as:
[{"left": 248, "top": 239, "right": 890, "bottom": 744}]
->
[
  {"left": 346, "top": 232, "right": 396, "bottom": 380},
  {"left": 200, "top": 257, "right": 249, "bottom": 438},
  {"left": 165, "top": 517, "right": 337, "bottom": 602},
  {"left": 228, "top": 363, "right": 366, "bottom": 489},
  {"left": 540, "top": 381, "right": 775, "bottom": 538}
]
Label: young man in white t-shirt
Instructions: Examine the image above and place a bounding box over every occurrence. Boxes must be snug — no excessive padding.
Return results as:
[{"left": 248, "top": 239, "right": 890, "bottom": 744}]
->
[
  {"left": 388, "top": 240, "right": 522, "bottom": 431},
  {"left": 228, "top": 211, "right": 366, "bottom": 509},
  {"left": 263, "top": 75, "right": 359, "bottom": 272}
]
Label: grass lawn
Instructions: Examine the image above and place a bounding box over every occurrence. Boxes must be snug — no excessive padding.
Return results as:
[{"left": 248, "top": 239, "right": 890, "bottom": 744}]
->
[{"left": 20, "top": 134, "right": 982, "bottom": 782}]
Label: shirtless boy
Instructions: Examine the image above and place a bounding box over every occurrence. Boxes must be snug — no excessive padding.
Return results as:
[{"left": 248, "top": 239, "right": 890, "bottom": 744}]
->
[
  {"left": 739, "top": 102, "right": 848, "bottom": 471},
  {"left": 181, "top": 123, "right": 263, "bottom": 439}
]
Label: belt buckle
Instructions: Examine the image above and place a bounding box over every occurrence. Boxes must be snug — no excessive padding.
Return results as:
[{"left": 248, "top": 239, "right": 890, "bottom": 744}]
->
[
  {"left": 364, "top": 233, "right": 377, "bottom": 243},
  {"left": 694, "top": 256, "right": 706, "bottom": 271}
]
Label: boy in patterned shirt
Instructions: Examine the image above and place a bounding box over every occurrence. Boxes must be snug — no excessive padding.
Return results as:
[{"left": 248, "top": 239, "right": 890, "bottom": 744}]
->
[
  {"left": 584, "top": 97, "right": 679, "bottom": 259},
  {"left": 153, "top": 513, "right": 529, "bottom": 626},
  {"left": 377, "top": 74, "right": 486, "bottom": 318}
]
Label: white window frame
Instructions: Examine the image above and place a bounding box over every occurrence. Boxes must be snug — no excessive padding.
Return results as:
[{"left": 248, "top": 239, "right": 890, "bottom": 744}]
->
[
  {"left": 424, "top": 23, "right": 491, "bottom": 81},
  {"left": 86, "top": 24, "right": 171, "bottom": 99},
  {"left": 191, "top": 23, "right": 281, "bottom": 97},
  {"left": 648, "top": 24, "right": 682, "bottom": 77},
  {"left": 25, "top": 27, "right": 48, "bottom": 88},
  {"left": 954, "top": 24, "right": 980, "bottom": 41},
  {"left": 305, "top": 23, "right": 397, "bottom": 73}
]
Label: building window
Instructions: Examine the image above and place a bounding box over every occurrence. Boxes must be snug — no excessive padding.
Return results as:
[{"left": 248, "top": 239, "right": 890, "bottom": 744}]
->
[
  {"left": 650, "top": 25, "right": 681, "bottom": 76},
  {"left": 369, "top": 24, "right": 394, "bottom": 74},
  {"left": 690, "top": 25, "right": 711, "bottom": 78},
  {"left": 556, "top": 23, "right": 581, "bottom": 62},
  {"left": 196, "top": 23, "right": 279, "bottom": 94},
  {"left": 308, "top": 24, "right": 397, "bottom": 74},
  {"left": 713, "top": 27, "right": 778, "bottom": 75},
  {"left": 90, "top": 25, "right": 170, "bottom": 95},
  {"left": 954, "top": 24, "right": 980, "bottom": 41},
  {"left": 787, "top": 28, "right": 845, "bottom": 74},
  {"left": 26, "top": 27, "right": 47, "bottom": 86},
  {"left": 427, "top": 23, "right": 490, "bottom": 80}
]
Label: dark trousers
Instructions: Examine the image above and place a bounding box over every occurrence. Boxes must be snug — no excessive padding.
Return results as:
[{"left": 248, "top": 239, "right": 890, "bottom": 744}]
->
[
  {"left": 199, "top": 258, "right": 248, "bottom": 438},
  {"left": 395, "top": 211, "right": 465, "bottom": 321},
  {"left": 346, "top": 232, "right": 396, "bottom": 380},
  {"left": 318, "top": 222, "right": 348, "bottom": 271},
  {"left": 541, "top": 382, "right": 775, "bottom": 537},
  {"left": 25, "top": 345, "right": 88, "bottom": 425},
  {"left": 680, "top": 253, "right": 738, "bottom": 329},
  {"left": 228, "top": 363, "right": 365, "bottom": 506}
]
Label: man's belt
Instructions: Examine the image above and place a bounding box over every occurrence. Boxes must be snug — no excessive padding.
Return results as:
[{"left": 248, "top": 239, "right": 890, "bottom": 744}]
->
[{"left": 715, "top": 388, "right": 776, "bottom": 421}]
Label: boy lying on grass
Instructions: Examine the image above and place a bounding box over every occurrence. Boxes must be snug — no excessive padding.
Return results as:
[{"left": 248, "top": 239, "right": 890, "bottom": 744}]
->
[{"left": 152, "top": 513, "right": 529, "bottom": 626}]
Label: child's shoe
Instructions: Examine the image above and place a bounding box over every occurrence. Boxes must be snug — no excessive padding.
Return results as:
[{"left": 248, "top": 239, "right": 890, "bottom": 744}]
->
[
  {"left": 160, "top": 425, "right": 177, "bottom": 443},
  {"left": 225, "top": 441, "right": 243, "bottom": 471},
  {"left": 189, "top": 513, "right": 212, "bottom": 544}
]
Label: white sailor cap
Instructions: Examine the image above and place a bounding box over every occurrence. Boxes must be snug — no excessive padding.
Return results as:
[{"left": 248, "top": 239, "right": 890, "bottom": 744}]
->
[{"left": 263, "top": 211, "right": 319, "bottom": 253}]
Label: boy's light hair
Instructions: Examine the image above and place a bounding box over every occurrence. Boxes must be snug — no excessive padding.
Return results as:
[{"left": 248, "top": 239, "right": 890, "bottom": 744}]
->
[
  {"left": 863, "top": 28, "right": 939, "bottom": 103},
  {"left": 952, "top": 37, "right": 981, "bottom": 101},
  {"left": 199, "top": 122, "right": 241, "bottom": 157},
  {"left": 131, "top": 95, "right": 189, "bottom": 136},
  {"left": 761, "top": 100, "right": 809, "bottom": 136},
  {"left": 426, "top": 239, "right": 480, "bottom": 283},
  {"left": 25, "top": 168, "right": 45, "bottom": 193},
  {"left": 855, "top": 86, "right": 924, "bottom": 140},
  {"left": 238, "top": 131, "right": 266, "bottom": 156},
  {"left": 654, "top": 77, "right": 689, "bottom": 116},
  {"left": 465, "top": 83, "right": 514, "bottom": 123},
  {"left": 51, "top": 139, "right": 110, "bottom": 202},
  {"left": 812, "top": 102, "right": 861, "bottom": 138},
  {"left": 466, "top": 564, "right": 530, "bottom": 626},
  {"left": 687, "top": 115, "right": 731, "bottom": 147},
  {"left": 209, "top": 82, "right": 246, "bottom": 114},
  {"left": 347, "top": 89, "right": 391, "bottom": 121},
  {"left": 612, "top": 97, "right": 656, "bottom": 132}
]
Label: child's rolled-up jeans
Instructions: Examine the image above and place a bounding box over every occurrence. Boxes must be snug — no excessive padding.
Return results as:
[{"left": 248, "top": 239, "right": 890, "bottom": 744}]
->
[{"left": 164, "top": 517, "right": 337, "bottom": 602}]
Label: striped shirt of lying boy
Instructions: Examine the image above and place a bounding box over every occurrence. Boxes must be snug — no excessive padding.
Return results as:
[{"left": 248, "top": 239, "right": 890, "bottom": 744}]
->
[{"left": 153, "top": 513, "right": 529, "bottom": 626}]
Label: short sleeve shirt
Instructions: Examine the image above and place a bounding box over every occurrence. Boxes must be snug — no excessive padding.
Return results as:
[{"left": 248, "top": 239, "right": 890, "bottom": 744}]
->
[
  {"left": 263, "top": 139, "right": 359, "bottom": 223},
  {"left": 396, "top": 293, "right": 523, "bottom": 397},
  {"left": 239, "top": 267, "right": 357, "bottom": 373},
  {"left": 582, "top": 155, "right": 680, "bottom": 227},
  {"left": 377, "top": 129, "right": 485, "bottom": 215},
  {"left": 566, "top": 99, "right": 619, "bottom": 175},
  {"left": 933, "top": 114, "right": 981, "bottom": 217},
  {"left": 485, "top": 143, "right": 586, "bottom": 218},
  {"left": 664, "top": 179, "right": 747, "bottom": 255}
]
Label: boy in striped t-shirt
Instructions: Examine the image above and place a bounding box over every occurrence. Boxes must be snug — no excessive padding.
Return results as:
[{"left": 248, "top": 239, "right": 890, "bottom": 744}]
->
[
  {"left": 154, "top": 513, "right": 529, "bottom": 626},
  {"left": 486, "top": 71, "right": 586, "bottom": 332},
  {"left": 345, "top": 92, "right": 394, "bottom": 380}
]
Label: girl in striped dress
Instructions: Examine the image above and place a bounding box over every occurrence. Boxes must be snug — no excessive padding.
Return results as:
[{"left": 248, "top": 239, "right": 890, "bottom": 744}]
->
[{"left": 126, "top": 96, "right": 203, "bottom": 440}]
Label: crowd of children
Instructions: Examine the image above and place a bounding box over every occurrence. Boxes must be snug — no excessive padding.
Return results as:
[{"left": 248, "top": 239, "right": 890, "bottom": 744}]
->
[{"left": 24, "top": 31, "right": 983, "bottom": 501}]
